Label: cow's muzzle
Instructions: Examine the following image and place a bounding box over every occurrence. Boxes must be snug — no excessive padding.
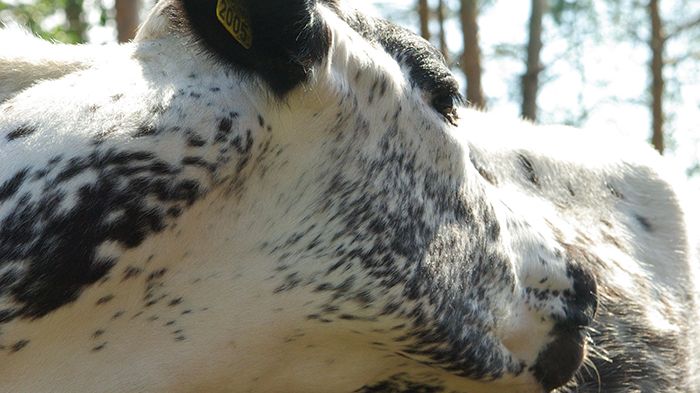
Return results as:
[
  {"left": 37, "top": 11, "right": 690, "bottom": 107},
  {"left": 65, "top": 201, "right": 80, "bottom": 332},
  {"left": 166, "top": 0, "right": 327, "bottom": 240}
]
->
[{"left": 531, "top": 265, "right": 598, "bottom": 391}]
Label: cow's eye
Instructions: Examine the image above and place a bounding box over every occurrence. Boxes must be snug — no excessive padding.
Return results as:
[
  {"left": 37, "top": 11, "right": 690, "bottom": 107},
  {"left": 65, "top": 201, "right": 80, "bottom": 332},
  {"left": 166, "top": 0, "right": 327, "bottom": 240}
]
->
[{"left": 432, "top": 93, "right": 459, "bottom": 126}]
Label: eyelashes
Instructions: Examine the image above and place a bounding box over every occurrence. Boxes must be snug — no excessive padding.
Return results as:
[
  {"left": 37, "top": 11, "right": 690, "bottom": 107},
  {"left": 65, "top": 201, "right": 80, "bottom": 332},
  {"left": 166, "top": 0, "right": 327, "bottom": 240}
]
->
[{"left": 431, "top": 93, "right": 461, "bottom": 126}]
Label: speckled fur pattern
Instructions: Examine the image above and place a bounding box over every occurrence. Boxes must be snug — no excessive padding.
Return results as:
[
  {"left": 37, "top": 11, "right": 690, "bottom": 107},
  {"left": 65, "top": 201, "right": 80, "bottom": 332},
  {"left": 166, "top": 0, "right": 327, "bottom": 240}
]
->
[{"left": 0, "top": 1, "right": 697, "bottom": 392}]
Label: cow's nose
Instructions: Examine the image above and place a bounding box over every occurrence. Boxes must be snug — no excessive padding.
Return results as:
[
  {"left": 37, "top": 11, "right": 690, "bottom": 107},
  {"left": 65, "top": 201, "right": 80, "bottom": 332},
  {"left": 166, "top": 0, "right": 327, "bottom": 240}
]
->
[
  {"left": 532, "top": 265, "right": 598, "bottom": 392},
  {"left": 568, "top": 264, "right": 598, "bottom": 323}
]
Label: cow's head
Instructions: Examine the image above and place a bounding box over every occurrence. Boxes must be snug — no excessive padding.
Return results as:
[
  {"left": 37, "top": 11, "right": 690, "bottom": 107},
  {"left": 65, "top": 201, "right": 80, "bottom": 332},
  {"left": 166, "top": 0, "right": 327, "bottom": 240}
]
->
[{"left": 128, "top": 1, "right": 598, "bottom": 391}]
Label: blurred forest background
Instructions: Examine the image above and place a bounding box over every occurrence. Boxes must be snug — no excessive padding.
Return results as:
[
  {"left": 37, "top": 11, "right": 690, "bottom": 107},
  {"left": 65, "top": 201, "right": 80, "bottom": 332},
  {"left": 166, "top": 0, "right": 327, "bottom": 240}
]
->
[{"left": 1, "top": 0, "right": 699, "bottom": 187}]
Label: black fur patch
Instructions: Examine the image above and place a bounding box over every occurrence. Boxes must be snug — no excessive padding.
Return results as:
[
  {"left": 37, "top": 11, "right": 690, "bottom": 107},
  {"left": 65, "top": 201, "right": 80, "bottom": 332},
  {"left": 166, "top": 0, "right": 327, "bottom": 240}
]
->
[
  {"left": 0, "top": 168, "right": 29, "bottom": 202},
  {"left": 174, "top": 0, "right": 331, "bottom": 95},
  {"left": 0, "top": 148, "right": 205, "bottom": 320}
]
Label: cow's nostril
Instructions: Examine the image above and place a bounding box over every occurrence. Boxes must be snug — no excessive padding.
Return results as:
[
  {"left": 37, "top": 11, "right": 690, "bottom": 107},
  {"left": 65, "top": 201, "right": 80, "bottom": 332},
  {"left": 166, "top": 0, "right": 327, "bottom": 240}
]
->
[
  {"left": 531, "top": 265, "right": 598, "bottom": 391},
  {"left": 567, "top": 264, "right": 598, "bottom": 324},
  {"left": 563, "top": 309, "right": 593, "bottom": 331},
  {"left": 531, "top": 325, "right": 588, "bottom": 392}
]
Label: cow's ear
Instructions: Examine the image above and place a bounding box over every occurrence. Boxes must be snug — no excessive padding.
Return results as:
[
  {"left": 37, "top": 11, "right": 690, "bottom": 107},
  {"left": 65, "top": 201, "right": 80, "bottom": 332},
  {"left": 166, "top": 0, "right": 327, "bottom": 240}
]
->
[{"left": 179, "top": 0, "right": 331, "bottom": 95}]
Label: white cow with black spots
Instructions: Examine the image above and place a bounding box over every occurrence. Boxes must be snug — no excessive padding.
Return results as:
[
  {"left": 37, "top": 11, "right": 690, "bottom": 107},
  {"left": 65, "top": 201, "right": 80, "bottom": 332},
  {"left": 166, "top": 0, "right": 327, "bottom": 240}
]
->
[{"left": 0, "top": 0, "right": 697, "bottom": 392}]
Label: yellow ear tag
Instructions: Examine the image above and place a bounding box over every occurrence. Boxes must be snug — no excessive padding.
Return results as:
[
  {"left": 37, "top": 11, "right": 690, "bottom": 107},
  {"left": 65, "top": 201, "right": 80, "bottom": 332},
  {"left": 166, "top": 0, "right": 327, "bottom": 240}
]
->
[{"left": 216, "top": 0, "right": 253, "bottom": 49}]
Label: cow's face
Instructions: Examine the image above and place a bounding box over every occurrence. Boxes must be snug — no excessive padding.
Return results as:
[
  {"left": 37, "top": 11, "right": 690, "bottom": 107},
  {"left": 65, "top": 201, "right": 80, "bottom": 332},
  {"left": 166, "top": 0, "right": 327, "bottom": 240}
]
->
[
  {"left": 131, "top": 1, "right": 598, "bottom": 391},
  {"left": 131, "top": 0, "right": 596, "bottom": 392}
]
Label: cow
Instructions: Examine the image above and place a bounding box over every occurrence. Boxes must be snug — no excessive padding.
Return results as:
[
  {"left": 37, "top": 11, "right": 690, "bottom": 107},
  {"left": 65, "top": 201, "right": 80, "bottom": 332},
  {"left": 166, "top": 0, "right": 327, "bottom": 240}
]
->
[{"left": 0, "top": 0, "right": 697, "bottom": 392}]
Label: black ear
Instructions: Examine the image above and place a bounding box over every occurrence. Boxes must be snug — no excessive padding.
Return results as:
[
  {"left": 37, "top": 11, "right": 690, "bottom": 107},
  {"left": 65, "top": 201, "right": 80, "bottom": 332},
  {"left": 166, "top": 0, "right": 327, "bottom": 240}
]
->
[{"left": 178, "top": 0, "right": 331, "bottom": 96}]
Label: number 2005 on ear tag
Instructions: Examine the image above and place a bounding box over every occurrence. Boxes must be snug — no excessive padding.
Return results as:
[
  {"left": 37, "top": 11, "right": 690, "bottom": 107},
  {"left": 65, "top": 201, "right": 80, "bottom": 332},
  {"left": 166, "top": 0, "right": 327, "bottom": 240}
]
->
[{"left": 216, "top": 0, "right": 253, "bottom": 49}]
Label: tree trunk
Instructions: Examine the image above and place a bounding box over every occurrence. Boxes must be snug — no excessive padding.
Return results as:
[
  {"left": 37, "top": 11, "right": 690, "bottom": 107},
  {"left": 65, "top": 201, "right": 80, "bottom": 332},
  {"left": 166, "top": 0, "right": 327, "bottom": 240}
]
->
[
  {"left": 460, "top": 0, "right": 485, "bottom": 109},
  {"left": 521, "top": 0, "right": 545, "bottom": 122},
  {"left": 418, "top": 0, "right": 431, "bottom": 40},
  {"left": 437, "top": 0, "right": 449, "bottom": 60},
  {"left": 649, "top": 0, "right": 665, "bottom": 154},
  {"left": 116, "top": 0, "right": 141, "bottom": 43},
  {"left": 65, "top": 0, "right": 86, "bottom": 43}
]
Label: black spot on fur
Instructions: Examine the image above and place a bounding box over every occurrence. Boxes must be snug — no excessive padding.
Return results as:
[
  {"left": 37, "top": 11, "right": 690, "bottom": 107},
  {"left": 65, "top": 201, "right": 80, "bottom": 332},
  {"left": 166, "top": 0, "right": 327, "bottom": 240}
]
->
[
  {"left": 6, "top": 125, "right": 36, "bottom": 141},
  {"left": 122, "top": 266, "right": 143, "bottom": 281},
  {"left": 0, "top": 168, "right": 29, "bottom": 202},
  {"left": 273, "top": 272, "right": 302, "bottom": 293},
  {"left": 9, "top": 339, "right": 29, "bottom": 353},
  {"left": 147, "top": 268, "right": 168, "bottom": 282},
  {"left": 133, "top": 124, "right": 159, "bottom": 138},
  {"left": 96, "top": 295, "right": 114, "bottom": 305},
  {"left": 231, "top": 129, "right": 253, "bottom": 155},
  {"left": 182, "top": 156, "right": 217, "bottom": 173},
  {"left": 635, "top": 214, "right": 652, "bottom": 232},
  {"left": 606, "top": 182, "right": 624, "bottom": 199},
  {"left": 216, "top": 117, "right": 233, "bottom": 143},
  {"left": 517, "top": 153, "right": 539, "bottom": 186},
  {"left": 186, "top": 132, "right": 207, "bottom": 147}
]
